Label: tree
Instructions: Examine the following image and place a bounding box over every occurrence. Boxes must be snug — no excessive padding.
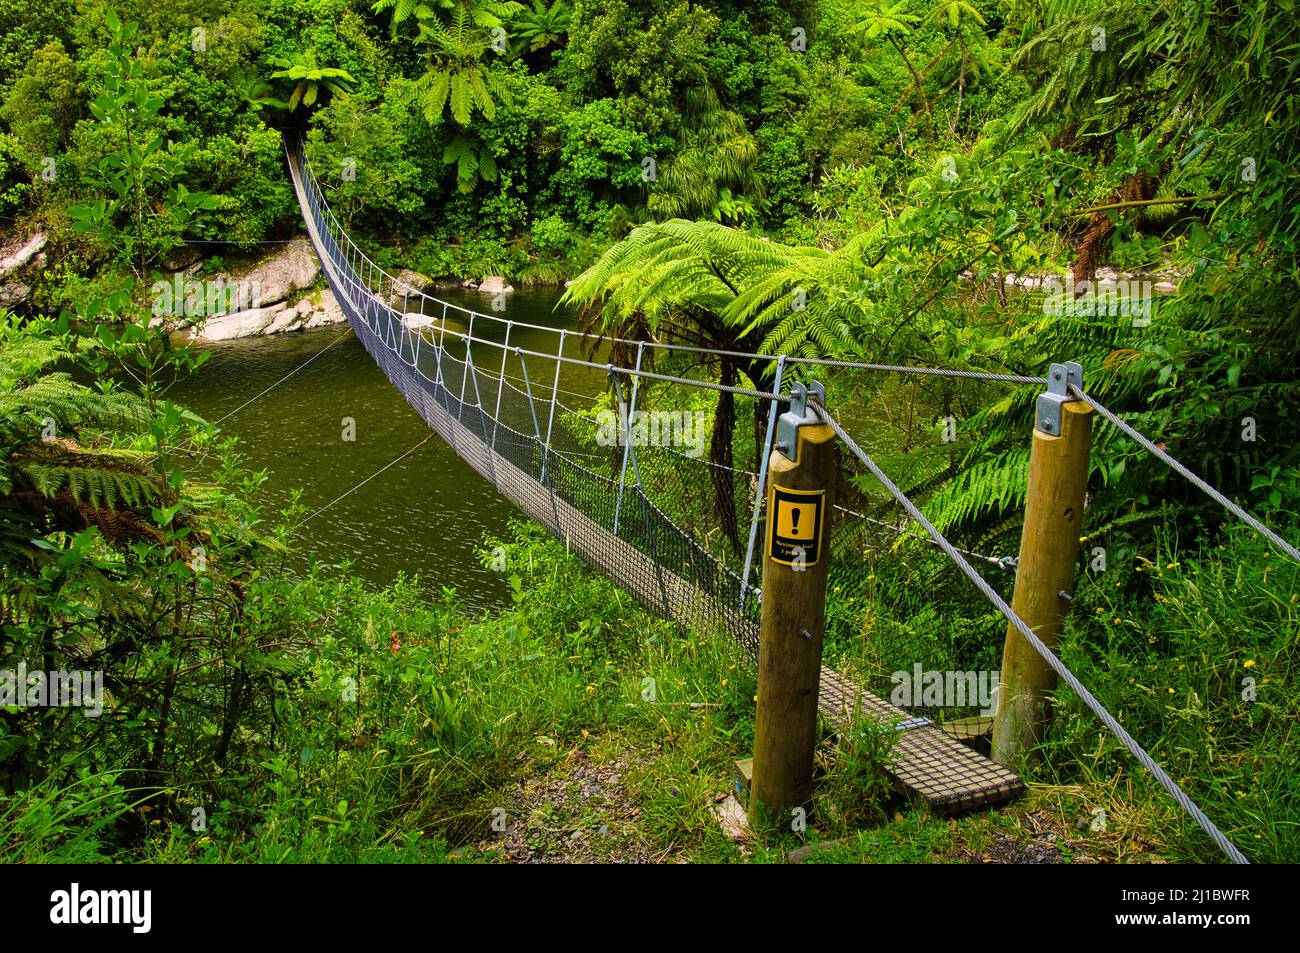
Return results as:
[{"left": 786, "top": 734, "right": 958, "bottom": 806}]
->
[
  {"left": 267, "top": 49, "right": 357, "bottom": 113},
  {"left": 647, "top": 87, "right": 761, "bottom": 222},
  {"left": 66, "top": 10, "right": 222, "bottom": 280},
  {"left": 406, "top": 4, "right": 508, "bottom": 126},
  {"left": 0, "top": 316, "right": 162, "bottom": 566},
  {"left": 508, "top": 0, "right": 571, "bottom": 57},
  {"left": 563, "top": 219, "right": 825, "bottom": 549},
  {"left": 0, "top": 41, "right": 81, "bottom": 177}
]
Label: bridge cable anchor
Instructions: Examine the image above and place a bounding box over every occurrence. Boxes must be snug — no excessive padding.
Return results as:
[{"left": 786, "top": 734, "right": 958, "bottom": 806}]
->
[
  {"left": 1036, "top": 361, "right": 1083, "bottom": 436},
  {"left": 775, "top": 380, "right": 827, "bottom": 463}
]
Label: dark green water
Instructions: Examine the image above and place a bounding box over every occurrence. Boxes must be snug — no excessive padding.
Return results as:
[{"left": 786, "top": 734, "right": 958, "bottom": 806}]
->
[{"left": 170, "top": 287, "right": 605, "bottom": 612}]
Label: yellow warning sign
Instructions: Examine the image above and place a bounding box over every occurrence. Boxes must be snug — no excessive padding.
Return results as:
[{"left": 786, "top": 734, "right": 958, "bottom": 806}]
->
[{"left": 767, "top": 484, "right": 825, "bottom": 567}]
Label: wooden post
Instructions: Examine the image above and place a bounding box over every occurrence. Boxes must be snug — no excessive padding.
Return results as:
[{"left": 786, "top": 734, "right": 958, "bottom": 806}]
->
[
  {"left": 991, "top": 366, "right": 1092, "bottom": 768},
  {"left": 751, "top": 409, "right": 836, "bottom": 823}
]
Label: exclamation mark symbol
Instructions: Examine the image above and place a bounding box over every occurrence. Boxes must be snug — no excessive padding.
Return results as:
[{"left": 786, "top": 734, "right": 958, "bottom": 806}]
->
[{"left": 791, "top": 508, "right": 800, "bottom": 537}]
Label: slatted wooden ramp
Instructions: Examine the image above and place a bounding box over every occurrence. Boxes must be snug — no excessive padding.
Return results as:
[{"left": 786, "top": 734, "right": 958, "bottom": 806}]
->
[{"left": 819, "top": 669, "right": 1024, "bottom": 812}]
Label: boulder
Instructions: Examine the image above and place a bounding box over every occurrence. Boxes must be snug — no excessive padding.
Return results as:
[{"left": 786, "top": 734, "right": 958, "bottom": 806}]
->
[
  {"left": 0, "top": 283, "right": 32, "bottom": 308},
  {"left": 195, "top": 306, "right": 279, "bottom": 341},
  {"left": 394, "top": 269, "right": 433, "bottom": 295},
  {"left": 478, "top": 276, "right": 514, "bottom": 295},
  {"left": 302, "top": 289, "right": 345, "bottom": 328},
  {"left": 0, "top": 231, "right": 46, "bottom": 309},
  {"left": 186, "top": 238, "right": 327, "bottom": 339},
  {"left": 265, "top": 308, "right": 304, "bottom": 335},
  {"left": 402, "top": 311, "right": 439, "bottom": 330},
  {"left": 207, "top": 236, "right": 320, "bottom": 309},
  {"left": 161, "top": 244, "right": 202, "bottom": 273},
  {"left": 0, "top": 232, "right": 47, "bottom": 278}
]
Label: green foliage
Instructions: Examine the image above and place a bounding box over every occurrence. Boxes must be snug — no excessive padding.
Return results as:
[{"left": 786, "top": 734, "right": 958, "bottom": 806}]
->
[
  {"left": 0, "top": 42, "right": 80, "bottom": 178},
  {"left": 508, "top": 0, "right": 571, "bottom": 58},
  {"left": 1, "top": 0, "right": 1298, "bottom": 866},
  {"left": 404, "top": 3, "right": 510, "bottom": 126},
  {"left": 66, "top": 10, "right": 222, "bottom": 278},
  {"left": 647, "top": 87, "right": 761, "bottom": 222},
  {"left": 267, "top": 48, "right": 356, "bottom": 112},
  {"left": 561, "top": 0, "right": 718, "bottom": 142}
]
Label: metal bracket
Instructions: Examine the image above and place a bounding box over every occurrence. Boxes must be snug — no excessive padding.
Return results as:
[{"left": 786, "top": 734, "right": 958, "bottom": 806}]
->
[
  {"left": 1036, "top": 362, "right": 1083, "bottom": 436},
  {"left": 775, "top": 380, "right": 826, "bottom": 462}
]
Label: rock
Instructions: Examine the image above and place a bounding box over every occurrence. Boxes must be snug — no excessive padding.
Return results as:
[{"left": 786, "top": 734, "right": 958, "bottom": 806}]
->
[
  {"left": 207, "top": 236, "right": 320, "bottom": 309},
  {"left": 709, "top": 794, "right": 753, "bottom": 844},
  {"left": 0, "top": 231, "right": 46, "bottom": 309},
  {"left": 188, "top": 286, "right": 344, "bottom": 340},
  {"left": 402, "top": 311, "right": 439, "bottom": 330},
  {"left": 161, "top": 244, "right": 202, "bottom": 273},
  {"left": 478, "top": 276, "right": 513, "bottom": 295},
  {"left": 0, "top": 283, "right": 32, "bottom": 308},
  {"left": 302, "top": 289, "right": 344, "bottom": 328},
  {"left": 0, "top": 232, "right": 47, "bottom": 278},
  {"left": 195, "top": 306, "right": 280, "bottom": 341},
  {"left": 786, "top": 839, "right": 847, "bottom": 864},
  {"left": 265, "top": 308, "right": 304, "bottom": 335},
  {"left": 393, "top": 269, "right": 433, "bottom": 295},
  {"left": 1154, "top": 280, "right": 1177, "bottom": 294},
  {"left": 460, "top": 278, "right": 478, "bottom": 289}
]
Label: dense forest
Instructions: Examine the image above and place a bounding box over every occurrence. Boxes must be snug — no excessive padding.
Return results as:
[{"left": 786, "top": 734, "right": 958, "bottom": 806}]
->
[{"left": 0, "top": 0, "right": 1297, "bottom": 866}]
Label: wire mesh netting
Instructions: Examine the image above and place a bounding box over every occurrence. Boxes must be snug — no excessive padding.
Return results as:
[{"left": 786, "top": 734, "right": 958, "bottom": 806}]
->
[
  {"left": 295, "top": 149, "right": 770, "bottom": 656},
  {"left": 291, "top": 140, "right": 1030, "bottom": 698},
  {"left": 289, "top": 141, "right": 1277, "bottom": 856}
]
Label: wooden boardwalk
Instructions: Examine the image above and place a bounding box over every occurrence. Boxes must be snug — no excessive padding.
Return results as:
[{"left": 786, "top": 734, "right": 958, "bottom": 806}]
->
[{"left": 290, "top": 150, "right": 1024, "bottom": 815}]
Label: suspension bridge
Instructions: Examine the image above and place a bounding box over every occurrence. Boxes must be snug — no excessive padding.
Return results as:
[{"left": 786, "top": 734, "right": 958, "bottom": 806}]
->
[{"left": 283, "top": 140, "right": 1296, "bottom": 862}]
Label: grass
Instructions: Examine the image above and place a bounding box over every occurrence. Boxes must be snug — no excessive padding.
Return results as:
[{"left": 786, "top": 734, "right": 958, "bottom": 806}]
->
[{"left": 2, "top": 517, "right": 1290, "bottom": 864}]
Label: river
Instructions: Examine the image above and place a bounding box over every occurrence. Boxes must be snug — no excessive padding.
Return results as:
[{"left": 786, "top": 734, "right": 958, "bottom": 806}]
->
[{"left": 170, "top": 287, "right": 605, "bottom": 612}]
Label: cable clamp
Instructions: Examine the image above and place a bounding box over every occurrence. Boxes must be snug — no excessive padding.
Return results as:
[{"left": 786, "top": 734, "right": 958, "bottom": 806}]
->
[
  {"left": 775, "top": 380, "right": 826, "bottom": 462},
  {"left": 1036, "top": 361, "right": 1083, "bottom": 436}
]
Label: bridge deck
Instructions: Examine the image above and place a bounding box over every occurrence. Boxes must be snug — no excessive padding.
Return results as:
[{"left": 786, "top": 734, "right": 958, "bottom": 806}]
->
[{"left": 289, "top": 148, "right": 1024, "bottom": 815}]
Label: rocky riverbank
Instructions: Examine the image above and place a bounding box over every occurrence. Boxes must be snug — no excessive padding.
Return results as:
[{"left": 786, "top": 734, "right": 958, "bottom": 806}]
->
[
  {"left": 163, "top": 237, "right": 518, "bottom": 341},
  {"left": 3, "top": 223, "right": 1181, "bottom": 341},
  {"left": 1, "top": 228, "right": 520, "bottom": 341}
]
